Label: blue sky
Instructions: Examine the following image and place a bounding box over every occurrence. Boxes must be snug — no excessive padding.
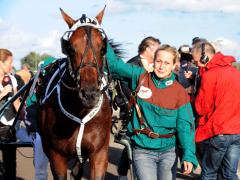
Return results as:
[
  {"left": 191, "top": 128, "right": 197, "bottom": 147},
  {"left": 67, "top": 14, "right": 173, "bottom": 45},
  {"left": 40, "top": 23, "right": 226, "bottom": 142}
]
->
[{"left": 0, "top": 0, "right": 239, "bottom": 68}]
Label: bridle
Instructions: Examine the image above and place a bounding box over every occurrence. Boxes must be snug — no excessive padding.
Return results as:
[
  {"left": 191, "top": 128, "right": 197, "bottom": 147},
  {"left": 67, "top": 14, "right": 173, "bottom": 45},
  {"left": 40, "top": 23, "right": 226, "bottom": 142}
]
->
[{"left": 60, "top": 14, "right": 111, "bottom": 92}]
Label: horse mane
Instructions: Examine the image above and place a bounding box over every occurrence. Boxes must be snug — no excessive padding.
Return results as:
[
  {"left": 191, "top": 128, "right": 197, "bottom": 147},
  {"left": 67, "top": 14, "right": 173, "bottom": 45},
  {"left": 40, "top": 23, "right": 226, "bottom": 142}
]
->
[{"left": 108, "top": 39, "right": 125, "bottom": 58}]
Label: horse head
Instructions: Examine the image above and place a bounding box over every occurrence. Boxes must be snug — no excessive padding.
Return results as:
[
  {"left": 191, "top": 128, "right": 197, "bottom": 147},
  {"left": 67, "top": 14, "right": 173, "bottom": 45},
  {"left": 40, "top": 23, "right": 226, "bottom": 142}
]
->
[{"left": 60, "top": 7, "right": 107, "bottom": 108}]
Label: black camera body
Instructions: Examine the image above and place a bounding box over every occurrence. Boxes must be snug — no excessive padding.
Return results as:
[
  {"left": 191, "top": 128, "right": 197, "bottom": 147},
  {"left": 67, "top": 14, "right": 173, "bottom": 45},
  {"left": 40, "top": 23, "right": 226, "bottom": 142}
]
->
[{"left": 181, "top": 60, "right": 191, "bottom": 72}]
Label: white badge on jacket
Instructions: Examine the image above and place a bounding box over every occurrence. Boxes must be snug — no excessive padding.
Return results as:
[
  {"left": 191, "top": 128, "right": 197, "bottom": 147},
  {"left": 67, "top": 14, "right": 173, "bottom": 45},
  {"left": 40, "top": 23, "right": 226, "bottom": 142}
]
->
[{"left": 137, "top": 86, "right": 152, "bottom": 99}]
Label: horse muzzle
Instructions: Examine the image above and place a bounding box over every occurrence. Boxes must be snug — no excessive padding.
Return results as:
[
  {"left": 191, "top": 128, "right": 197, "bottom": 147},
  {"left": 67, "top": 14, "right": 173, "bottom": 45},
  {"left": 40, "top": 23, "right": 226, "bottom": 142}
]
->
[{"left": 78, "top": 88, "right": 101, "bottom": 108}]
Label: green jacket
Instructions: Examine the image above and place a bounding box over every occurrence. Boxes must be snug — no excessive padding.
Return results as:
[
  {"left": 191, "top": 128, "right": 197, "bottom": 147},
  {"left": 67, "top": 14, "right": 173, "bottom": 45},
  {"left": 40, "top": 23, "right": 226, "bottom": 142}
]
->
[
  {"left": 26, "top": 57, "right": 56, "bottom": 107},
  {"left": 106, "top": 43, "right": 198, "bottom": 168}
]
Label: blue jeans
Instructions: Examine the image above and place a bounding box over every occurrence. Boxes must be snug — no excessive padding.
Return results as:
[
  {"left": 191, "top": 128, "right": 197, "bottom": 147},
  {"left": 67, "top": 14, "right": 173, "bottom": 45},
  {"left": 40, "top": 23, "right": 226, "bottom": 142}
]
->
[
  {"left": 201, "top": 134, "right": 240, "bottom": 180},
  {"left": 133, "top": 147, "right": 177, "bottom": 180},
  {"left": 16, "top": 129, "right": 49, "bottom": 180}
]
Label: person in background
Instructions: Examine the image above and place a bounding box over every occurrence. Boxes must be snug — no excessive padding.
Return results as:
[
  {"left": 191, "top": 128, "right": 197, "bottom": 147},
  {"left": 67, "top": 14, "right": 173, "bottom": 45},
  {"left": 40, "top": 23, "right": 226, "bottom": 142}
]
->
[
  {"left": 177, "top": 44, "right": 197, "bottom": 95},
  {"left": 114, "top": 36, "right": 161, "bottom": 118},
  {"left": 192, "top": 41, "right": 240, "bottom": 180},
  {"left": 0, "top": 48, "right": 21, "bottom": 180},
  {"left": 184, "top": 37, "right": 207, "bottom": 97},
  {"left": 114, "top": 36, "right": 161, "bottom": 180},
  {"left": 191, "top": 37, "right": 207, "bottom": 46},
  {"left": 16, "top": 57, "right": 56, "bottom": 180},
  {"left": 16, "top": 64, "right": 33, "bottom": 85},
  {"left": 107, "top": 43, "right": 198, "bottom": 180}
]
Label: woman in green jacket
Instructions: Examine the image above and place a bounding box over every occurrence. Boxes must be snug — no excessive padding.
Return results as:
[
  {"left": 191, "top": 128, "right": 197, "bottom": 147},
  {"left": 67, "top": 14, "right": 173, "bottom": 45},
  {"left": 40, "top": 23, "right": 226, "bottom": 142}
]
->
[{"left": 106, "top": 44, "right": 198, "bottom": 180}]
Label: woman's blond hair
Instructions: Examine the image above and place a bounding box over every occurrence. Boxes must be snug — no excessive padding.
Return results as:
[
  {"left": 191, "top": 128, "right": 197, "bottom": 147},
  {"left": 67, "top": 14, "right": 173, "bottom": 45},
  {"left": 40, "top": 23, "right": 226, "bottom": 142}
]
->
[
  {"left": 154, "top": 44, "right": 180, "bottom": 64},
  {"left": 0, "top": 49, "right": 13, "bottom": 62}
]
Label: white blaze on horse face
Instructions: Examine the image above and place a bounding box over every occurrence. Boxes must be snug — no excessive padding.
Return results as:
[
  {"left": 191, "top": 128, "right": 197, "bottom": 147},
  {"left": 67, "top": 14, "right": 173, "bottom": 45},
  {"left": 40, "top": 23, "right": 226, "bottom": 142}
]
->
[{"left": 84, "top": 34, "right": 87, "bottom": 41}]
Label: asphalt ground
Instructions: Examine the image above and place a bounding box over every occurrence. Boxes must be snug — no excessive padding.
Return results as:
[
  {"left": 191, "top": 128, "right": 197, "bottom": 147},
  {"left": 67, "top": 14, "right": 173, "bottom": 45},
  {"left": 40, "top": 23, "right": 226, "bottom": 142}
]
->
[
  {"left": 0, "top": 110, "right": 239, "bottom": 180},
  {"left": 0, "top": 134, "right": 239, "bottom": 180}
]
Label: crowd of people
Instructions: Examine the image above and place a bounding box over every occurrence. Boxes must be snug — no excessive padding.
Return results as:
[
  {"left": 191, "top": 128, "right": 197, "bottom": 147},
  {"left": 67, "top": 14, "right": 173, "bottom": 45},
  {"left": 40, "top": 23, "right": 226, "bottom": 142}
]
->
[
  {"left": 0, "top": 34, "right": 239, "bottom": 180},
  {"left": 110, "top": 36, "right": 240, "bottom": 180}
]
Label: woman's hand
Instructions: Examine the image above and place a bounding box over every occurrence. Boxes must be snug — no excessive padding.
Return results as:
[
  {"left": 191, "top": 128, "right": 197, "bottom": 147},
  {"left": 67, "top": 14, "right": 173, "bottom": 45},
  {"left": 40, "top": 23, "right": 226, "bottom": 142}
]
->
[
  {"left": 183, "top": 161, "right": 193, "bottom": 175},
  {"left": 0, "top": 84, "right": 13, "bottom": 100},
  {"left": 184, "top": 71, "right": 193, "bottom": 79}
]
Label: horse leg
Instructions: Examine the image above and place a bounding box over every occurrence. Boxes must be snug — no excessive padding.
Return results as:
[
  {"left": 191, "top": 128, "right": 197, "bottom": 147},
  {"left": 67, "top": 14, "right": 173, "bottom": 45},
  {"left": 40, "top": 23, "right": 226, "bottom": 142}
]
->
[
  {"left": 89, "top": 147, "right": 109, "bottom": 180},
  {"left": 48, "top": 151, "right": 68, "bottom": 180},
  {"left": 70, "top": 159, "right": 83, "bottom": 180}
]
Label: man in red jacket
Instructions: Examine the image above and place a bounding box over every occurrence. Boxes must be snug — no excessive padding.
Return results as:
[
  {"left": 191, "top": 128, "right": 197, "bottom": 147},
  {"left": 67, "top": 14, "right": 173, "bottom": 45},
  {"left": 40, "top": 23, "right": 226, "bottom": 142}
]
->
[{"left": 192, "top": 41, "right": 240, "bottom": 180}]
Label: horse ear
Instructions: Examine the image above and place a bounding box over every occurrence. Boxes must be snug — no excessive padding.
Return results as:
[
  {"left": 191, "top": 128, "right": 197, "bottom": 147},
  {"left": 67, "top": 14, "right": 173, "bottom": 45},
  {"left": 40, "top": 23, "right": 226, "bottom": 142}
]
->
[
  {"left": 60, "top": 8, "right": 76, "bottom": 28},
  {"left": 95, "top": 5, "right": 106, "bottom": 25}
]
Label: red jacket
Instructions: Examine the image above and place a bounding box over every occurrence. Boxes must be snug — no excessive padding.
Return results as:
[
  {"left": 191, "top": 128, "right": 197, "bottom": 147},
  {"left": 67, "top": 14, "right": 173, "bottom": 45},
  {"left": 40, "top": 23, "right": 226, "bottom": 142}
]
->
[{"left": 195, "top": 52, "right": 240, "bottom": 142}]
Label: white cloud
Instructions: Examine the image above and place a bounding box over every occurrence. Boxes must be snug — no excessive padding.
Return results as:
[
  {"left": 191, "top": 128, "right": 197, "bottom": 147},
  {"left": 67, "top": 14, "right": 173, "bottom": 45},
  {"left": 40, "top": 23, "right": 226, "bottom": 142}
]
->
[
  {"left": 37, "top": 30, "right": 61, "bottom": 50},
  {"left": 107, "top": 0, "right": 131, "bottom": 13},
  {"left": 211, "top": 37, "right": 240, "bottom": 59},
  {"left": 0, "top": 24, "right": 63, "bottom": 68},
  {"left": 0, "top": 25, "right": 35, "bottom": 68},
  {"left": 1, "top": 0, "right": 239, "bottom": 69},
  {"left": 36, "top": 30, "right": 62, "bottom": 57},
  {"left": 108, "top": 0, "right": 240, "bottom": 13},
  {"left": 0, "top": 27, "right": 32, "bottom": 47}
]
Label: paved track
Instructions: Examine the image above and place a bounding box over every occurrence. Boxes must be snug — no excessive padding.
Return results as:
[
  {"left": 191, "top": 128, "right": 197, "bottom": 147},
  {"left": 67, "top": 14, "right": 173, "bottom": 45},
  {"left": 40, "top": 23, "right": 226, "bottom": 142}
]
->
[{"left": 0, "top": 134, "right": 239, "bottom": 179}]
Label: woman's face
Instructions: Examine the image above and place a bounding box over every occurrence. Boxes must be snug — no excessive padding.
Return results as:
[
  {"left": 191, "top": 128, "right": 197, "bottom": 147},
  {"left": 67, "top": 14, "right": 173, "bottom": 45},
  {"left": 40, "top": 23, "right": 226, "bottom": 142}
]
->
[
  {"left": 0, "top": 56, "right": 13, "bottom": 74},
  {"left": 154, "top": 51, "right": 175, "bottom": 79}
]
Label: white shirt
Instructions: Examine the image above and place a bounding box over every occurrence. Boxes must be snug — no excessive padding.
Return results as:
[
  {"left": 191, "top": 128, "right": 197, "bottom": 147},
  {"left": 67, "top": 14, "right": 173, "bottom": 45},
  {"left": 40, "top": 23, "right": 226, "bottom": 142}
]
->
[{"left": 0, "top": 74, "right": 18, "bottom": 125}]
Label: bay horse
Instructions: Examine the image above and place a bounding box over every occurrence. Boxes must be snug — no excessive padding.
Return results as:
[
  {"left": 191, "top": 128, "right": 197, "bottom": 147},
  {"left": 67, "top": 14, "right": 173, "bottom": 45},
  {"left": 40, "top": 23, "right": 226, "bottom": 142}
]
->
[{"left": 37, "top": 7, "right": 112, "bottom": 180}]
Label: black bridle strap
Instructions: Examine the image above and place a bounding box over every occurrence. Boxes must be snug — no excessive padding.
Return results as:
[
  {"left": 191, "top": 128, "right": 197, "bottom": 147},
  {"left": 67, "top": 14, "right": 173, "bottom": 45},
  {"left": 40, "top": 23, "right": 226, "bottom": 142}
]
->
[
  {"left": 88, "top": 27, "right": 101, "bottom": 76},
  {"left": 73, "top": 27, "right": 101, "bottom": 80},
  {"left": 65, "top": 25, "right": 111, "bottom": 93}
]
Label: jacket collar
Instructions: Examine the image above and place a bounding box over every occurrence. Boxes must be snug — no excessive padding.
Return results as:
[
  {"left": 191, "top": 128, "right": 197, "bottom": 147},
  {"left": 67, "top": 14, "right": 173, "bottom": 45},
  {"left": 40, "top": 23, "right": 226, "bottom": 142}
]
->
[
  {"left": 151, "top": 72, "right": 175, "bottom": 88},
  {"left": 206, "top": 52, "right": 236, "bottom": 70}
]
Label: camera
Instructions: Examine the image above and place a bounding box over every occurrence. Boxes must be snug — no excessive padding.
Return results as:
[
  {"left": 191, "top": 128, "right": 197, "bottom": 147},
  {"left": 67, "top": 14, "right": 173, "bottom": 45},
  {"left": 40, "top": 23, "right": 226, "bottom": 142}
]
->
[
  {"left": 181, "top": 61, "right": 190, "bottom": 72},
  {"left": 178, "top": 45, "right": 193, "bottom": 73}
]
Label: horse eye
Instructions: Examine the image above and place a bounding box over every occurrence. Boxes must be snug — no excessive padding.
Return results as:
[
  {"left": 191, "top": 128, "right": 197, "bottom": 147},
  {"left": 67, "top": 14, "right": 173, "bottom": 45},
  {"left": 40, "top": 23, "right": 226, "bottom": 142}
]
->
[
  {"left": 68, "top": 45, "right": 76, "bottom": 56},
  {"left": 100, "top": 48, "right": 106, "bottom": 56},
  {"left": 100, "top": 44, "right": 107, "bottom": 56}
]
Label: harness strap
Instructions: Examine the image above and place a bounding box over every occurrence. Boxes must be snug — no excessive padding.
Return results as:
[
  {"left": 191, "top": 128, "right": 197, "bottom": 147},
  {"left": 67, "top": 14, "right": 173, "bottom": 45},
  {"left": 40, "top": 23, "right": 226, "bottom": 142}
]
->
[
  {"left": 130, "top": 72, "right": 149, "bottom": 127},
  {"left": 135, "top": 103, "right": 145, "bottom": 125},
  {"left": 76, "top": 94, "right": 103, "bottom": 163},
  {"left": 39, "top": 58, "right": 107, "bottom": 163},
  {"left": 129, "top": 71, "right": 148, "bottom": 125},
  {"left": 128, "top": 71, "right": 148, "bottom": 111},
  {"left": 41, "top": 62, "right": 66, "bottom": 104},
  {"left": 133, "top": 128, "right": 174, "bottom": 139}
]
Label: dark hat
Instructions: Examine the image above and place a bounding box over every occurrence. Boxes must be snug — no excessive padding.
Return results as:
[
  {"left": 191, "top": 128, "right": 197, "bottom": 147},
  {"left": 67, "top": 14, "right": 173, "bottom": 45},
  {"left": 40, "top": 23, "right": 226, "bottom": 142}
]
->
[
  {"left": 178, "top": 44, "right": 191, "bottom": 54},
  {"left": 192, "top": 37, "right": 207, "bottom": 45}
]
